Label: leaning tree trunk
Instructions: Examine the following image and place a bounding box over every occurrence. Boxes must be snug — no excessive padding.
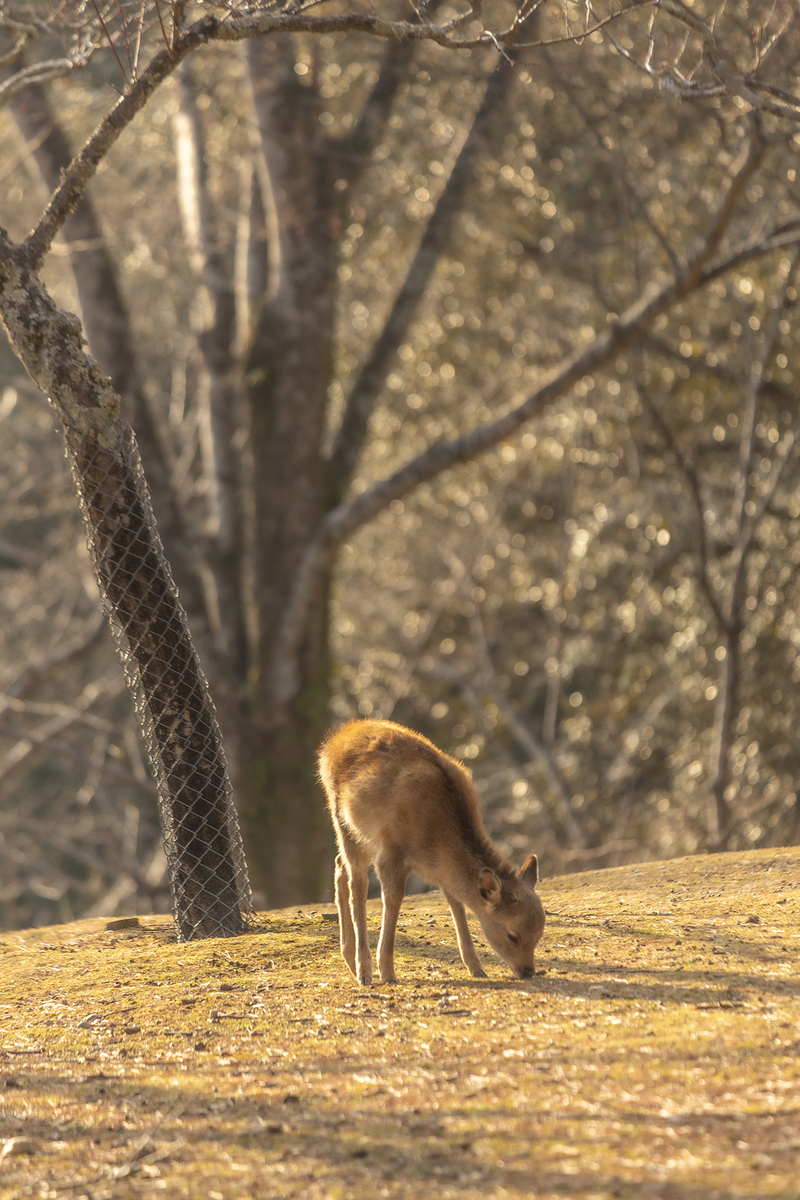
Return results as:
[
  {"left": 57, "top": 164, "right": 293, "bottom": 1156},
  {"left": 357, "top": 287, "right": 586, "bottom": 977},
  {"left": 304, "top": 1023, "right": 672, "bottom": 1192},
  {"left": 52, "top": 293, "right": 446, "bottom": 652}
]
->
[
  {"left": 71, "top": 424, "right": 248, "bottom": 938},
  {"left": 0, "top": 231, "right": 250, "bottom": 938}
]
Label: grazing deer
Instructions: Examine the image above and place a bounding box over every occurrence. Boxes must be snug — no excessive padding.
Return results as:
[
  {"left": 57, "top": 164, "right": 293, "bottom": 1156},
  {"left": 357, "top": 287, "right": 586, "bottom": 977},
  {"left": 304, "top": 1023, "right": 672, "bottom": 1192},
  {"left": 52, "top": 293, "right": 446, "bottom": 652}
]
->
[{"left": 318, "top": 718, "right": 545, "bottom": 985}]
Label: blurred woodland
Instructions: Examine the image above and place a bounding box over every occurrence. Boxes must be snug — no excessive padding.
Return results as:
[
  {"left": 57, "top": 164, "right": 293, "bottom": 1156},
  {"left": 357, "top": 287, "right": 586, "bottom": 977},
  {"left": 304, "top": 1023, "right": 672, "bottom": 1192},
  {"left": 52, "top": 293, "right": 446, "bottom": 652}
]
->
[{"left": 1, "top": 0, "right": 800, "bottom": 931}]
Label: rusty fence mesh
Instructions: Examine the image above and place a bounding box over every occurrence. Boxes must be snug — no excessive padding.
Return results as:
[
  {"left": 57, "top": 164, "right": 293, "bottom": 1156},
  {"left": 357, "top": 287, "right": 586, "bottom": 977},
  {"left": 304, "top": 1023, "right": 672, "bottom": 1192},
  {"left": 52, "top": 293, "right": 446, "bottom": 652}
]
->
[{"left": 64, "top": 420, "right": 253, "bottom": 940}]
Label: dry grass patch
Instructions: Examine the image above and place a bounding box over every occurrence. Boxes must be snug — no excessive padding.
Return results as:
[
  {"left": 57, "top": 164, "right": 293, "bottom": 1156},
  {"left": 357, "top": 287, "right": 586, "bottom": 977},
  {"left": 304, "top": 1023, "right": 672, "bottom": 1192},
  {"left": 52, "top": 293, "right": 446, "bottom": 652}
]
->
[{"left": 1, "top": 847, "right": 799, "bottom": 1199}]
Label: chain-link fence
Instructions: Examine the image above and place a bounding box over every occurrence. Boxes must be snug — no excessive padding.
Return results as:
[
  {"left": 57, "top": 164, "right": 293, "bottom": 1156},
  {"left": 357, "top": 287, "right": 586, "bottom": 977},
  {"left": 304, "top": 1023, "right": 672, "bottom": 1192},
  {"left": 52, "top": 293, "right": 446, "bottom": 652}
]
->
[{"left": 64, "top": 420, "right": 252, "bottom": 940}]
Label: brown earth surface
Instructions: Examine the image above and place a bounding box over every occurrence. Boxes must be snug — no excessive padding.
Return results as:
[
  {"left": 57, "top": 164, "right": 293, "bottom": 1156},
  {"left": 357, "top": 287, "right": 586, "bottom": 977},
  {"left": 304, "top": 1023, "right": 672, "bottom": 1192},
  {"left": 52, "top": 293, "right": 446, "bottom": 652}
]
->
[{"left": 1, "top": 847, "right": 799, "bottom": 1199}]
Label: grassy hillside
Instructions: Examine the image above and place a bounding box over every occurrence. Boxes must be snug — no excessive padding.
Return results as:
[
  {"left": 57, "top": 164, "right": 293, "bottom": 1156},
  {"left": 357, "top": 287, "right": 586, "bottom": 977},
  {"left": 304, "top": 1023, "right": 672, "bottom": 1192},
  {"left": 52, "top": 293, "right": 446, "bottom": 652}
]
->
[{"left": 1, "top": 847, "right": 799, "bottom": 1199}]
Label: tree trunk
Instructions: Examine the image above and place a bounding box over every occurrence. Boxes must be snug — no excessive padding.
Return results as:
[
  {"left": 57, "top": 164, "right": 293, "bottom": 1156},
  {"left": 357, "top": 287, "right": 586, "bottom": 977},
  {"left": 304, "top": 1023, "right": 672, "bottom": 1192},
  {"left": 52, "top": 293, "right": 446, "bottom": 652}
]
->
[
  {"left": 0, "top": 232, "right": 248, "bottom": 936},
  {"left": 233, "top": 680, "right": 335, "bottom": 908},
  {"left": 71, "top": 424, "right": 247, "bottom": 937},
  {"left": 231, "top": 37, "right": 340, "bottom": 902},
  {"left": 226, "top": 48, "right": 522, "bottom": 904}
]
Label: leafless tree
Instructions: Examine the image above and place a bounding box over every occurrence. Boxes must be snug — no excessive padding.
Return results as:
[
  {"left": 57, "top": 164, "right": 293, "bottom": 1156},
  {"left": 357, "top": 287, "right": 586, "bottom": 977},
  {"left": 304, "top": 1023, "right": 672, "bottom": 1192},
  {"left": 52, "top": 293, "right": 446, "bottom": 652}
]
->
[{"left": 2, "top": 0, "right": 800, "bottom": 915}]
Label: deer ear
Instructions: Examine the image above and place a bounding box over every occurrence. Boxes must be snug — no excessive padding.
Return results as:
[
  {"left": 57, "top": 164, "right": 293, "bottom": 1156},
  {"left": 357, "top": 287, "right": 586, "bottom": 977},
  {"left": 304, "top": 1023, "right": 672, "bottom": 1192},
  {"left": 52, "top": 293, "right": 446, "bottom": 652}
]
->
[
  {"left": 478, "top": 868, "right": 502, "bottom": 907},
  {"left": 518, "top": 854, "right": 539, "bottom": 886}
]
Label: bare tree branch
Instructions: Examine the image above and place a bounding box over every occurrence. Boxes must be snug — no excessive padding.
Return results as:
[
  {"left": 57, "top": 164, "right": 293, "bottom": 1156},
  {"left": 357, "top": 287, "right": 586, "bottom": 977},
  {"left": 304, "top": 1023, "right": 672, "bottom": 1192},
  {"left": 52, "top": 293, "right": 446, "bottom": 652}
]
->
[
  {"left": 18, "top": 2, "right": 800, "bottom": 269},
  {"left": 0, "top": 50, "right": 94, "bottom": 107},
  {"left": 728, "top": 251, "right": 800, "bottom": 593},
  {"left": 582, "top": 1, "right": 800, "bottom": 122},
  {"left": 17, "top": 7, "right": 521, "bottom": 266},
  {"left": 684, "top": 248, "right": 799, "bottom": 848},
  {"left": 642, "top": 388, "right": 726, "bottom": 629},
  {"left": 328, "top": 53, "right": 513, "bottom": 496},
  {"left": 468, "top": 611, "right": 588, "bottom": 849},
  {"left": 0, "top": 14, "right": 37, "bottom": 70},
  {"left": 332, "top": 3, "right": 429, "bottom": 191},
  {"left": 0, "top": 671, "right": 126, "bottom": 790},
  {"left": 271, "top": 127, "right": 767, "bottom": 704},
  {"left": 0, "top": 722, "right": 157, "bottom": 798},
  {"left": 3, "top": 610, "right": 106, "bottom": 701},
  {"left": 9, "top": 80, "right": 218, "bottom": 668},
  {"left": 0, "top": 535, "right": 42, "bottom": 568},
  {"left": 173, "top": 60, "right": 248, "bottom": 673}
]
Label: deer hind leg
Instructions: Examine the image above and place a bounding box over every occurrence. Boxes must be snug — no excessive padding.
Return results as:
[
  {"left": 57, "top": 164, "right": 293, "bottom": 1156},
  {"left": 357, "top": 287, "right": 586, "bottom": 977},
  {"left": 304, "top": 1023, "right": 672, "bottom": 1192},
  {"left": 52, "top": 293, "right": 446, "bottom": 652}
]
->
[
  {"left": 334, "top": 824, "right": 373, "bottom": 985},
  {"left": 443, "top": 890, "right": 487, "bottom": 978},
  {"left": 332, "top": 816, "right": 372, "bottom": 985},
  {"left": 374, "top": 850, "right": 409, "bottom": 985},
  {"left": 347, "top": 857, "right": 372, "bottom": 986},
  {"left": 334, "top": 854, "right": 356, "bottom": 977}
]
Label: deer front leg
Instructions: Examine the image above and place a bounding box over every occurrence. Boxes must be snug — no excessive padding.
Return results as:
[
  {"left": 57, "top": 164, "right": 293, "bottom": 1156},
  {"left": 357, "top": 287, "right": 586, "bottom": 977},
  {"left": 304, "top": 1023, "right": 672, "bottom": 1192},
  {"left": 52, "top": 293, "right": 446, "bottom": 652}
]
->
[
  {"left": 334, "top": 854, "right": 357, "bottom": 978},
  {"left": 376, "top": 891, "right": 403, "bottom": 984},
  {"left": 346, "top": 861, "right": 372, "bottom": 986},
  {"left": 444, "top": 890, "right": 487, "bottom": 978},
  {"left": 375, "top": 853, "right": 409, "bottom": 985}
]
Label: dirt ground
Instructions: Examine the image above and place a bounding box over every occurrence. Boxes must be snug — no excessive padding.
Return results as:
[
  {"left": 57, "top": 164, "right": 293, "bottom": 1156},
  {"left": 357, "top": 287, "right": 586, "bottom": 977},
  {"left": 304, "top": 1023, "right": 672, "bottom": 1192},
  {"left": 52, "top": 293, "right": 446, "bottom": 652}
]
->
[{"left": 1, "top": 846, "right": 799, "bottom": 1199}]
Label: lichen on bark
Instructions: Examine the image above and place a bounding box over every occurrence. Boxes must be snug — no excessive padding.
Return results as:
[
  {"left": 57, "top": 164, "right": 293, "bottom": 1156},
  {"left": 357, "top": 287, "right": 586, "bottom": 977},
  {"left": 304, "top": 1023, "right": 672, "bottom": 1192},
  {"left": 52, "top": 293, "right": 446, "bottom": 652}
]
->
[{"left": 0, "top": 229, "right": 120, "bottom": 445}]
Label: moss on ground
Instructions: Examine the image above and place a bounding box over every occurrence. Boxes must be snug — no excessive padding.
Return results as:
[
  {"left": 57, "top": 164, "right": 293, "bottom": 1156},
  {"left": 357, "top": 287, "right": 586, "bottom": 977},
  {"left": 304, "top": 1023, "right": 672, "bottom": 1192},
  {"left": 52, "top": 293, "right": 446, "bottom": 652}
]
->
[{"left": 1, "top": 847, "right": 799, "bottom": 1199}]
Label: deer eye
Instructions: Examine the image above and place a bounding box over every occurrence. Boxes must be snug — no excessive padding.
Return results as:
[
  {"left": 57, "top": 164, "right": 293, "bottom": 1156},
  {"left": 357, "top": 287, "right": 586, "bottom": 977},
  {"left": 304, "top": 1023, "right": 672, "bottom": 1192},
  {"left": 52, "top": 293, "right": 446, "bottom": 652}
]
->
[{"left": 508, "top": 932, "right": 519, "bottom": 946}]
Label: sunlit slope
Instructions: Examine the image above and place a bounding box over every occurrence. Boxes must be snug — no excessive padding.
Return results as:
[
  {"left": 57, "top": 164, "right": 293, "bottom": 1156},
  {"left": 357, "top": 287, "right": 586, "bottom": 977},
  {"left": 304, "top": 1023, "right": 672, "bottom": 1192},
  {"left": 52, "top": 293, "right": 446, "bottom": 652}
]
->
[{"left": 1, "top": 847, "right": 798, "bottom": 1199}]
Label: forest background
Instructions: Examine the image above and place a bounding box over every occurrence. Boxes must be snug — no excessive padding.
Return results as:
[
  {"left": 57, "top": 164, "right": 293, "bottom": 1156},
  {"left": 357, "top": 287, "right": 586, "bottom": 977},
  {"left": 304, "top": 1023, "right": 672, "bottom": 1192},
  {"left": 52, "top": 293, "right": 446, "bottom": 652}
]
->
[{"left": 1, "top": 0, "right": 800, "bottom": 932}]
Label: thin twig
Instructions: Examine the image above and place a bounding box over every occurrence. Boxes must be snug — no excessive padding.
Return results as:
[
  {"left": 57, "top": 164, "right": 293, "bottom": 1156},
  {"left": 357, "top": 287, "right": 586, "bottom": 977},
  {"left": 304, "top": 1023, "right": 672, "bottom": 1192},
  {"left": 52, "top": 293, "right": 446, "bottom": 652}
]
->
[
  {"left": 643, "top": 390, "right": 726, "bottom": 629},
  {"left": 89, "top": 0, "right": 129, "bottom": 86}
]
